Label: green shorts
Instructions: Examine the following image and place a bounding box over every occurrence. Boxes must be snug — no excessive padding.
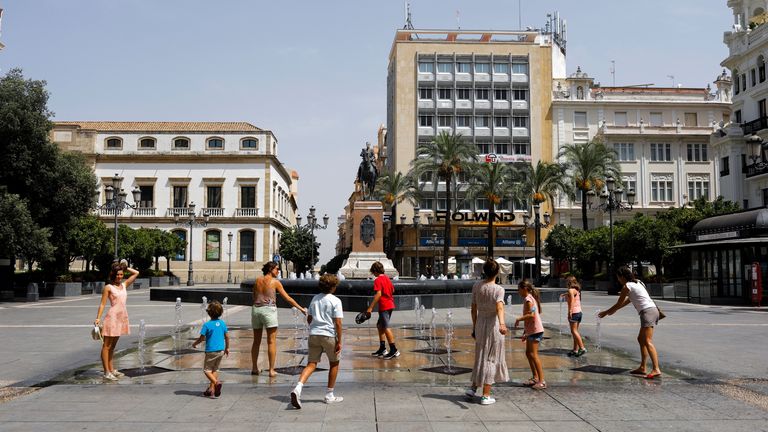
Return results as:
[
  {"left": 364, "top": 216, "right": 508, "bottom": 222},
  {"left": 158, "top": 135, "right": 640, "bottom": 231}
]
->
[{"left": 251, "top": 305, "right": 278, "bottom": 329}]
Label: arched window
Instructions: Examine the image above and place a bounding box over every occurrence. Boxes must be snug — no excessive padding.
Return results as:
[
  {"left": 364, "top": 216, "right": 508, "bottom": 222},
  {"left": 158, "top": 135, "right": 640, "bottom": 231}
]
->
[
  {"left": 172, "top": 229, "right": 187, "bottom": 261},
  {"left": 240, "top": 230, "right": 255, "bottom": 262},
  {"left": 241, "top": 137, "right": 259, "bottom": 149},
  {"left": 139, "top": 137, "right": 156, "bottom": 149},
  {"left": 206, "top": 137, "right": 224, "bottom": 150},
  {"left": 576, "top": 86, "right": 585, "bottom": 100},
  {"left": 205, "top": 230, "right": 221, "bottom": 261},
  {"left": 173, "top": 137, "right": 190, "bottom": 150},
  {"left": 734, "top": 69, "right": 740, "bottom": 94},
  {"left": 759, "top": 56, "right": 766, "bottom": 83},
  {"left": 105, "top": 137, "right": 122, "bottom": 149}
]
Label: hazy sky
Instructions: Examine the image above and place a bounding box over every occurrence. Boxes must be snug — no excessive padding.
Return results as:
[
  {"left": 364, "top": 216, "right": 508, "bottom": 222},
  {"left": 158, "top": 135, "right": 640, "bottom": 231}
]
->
[{"left": 1, "top": 0, "right": 732, "bottom": 263}]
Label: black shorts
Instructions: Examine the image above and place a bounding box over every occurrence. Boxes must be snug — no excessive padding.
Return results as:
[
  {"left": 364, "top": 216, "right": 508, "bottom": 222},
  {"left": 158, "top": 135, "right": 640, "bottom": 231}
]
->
[{"left": 377, "top": 309, "right": 393, "bottom": 329}]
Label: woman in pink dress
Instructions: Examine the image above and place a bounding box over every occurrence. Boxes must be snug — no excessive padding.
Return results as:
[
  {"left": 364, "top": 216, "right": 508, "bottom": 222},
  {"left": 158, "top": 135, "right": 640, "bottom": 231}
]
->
[{"left": 94, "top": 261, "right": 139, "bottom": 381}]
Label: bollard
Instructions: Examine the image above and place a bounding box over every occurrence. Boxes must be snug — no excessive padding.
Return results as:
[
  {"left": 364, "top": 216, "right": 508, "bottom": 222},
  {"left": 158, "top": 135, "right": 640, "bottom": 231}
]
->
[{"left": 26, "top": 283, "right": 39, "bottom": 302}]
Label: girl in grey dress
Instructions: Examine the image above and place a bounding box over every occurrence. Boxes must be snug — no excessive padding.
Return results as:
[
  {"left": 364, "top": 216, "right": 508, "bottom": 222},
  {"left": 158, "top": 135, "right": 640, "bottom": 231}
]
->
[{"left": 467, "top": 259, "right": 509, "bottom": 405}]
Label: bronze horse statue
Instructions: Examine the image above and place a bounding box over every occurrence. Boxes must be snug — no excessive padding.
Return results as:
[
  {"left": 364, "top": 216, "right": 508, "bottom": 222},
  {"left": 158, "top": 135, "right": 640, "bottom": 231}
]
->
[{"left": 356, "top": 144, "right": 378, "bottom": 201}]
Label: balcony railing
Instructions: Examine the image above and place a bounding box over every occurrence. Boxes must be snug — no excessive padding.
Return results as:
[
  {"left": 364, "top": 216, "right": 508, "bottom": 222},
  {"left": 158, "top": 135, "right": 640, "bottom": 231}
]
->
[
  {"left": 167, "top": 207, "right": 190, "bottom": 217},
  {"left": 203, "top": 207, "right": 224, "bottom": 217},
  {"left": 236, "top": 207, "right": 259, "bottom": 217},
  {"left": 133, "top": 207, "right": 156, "bottom": 216},
  {"left": 742, "top": 116, "right": 768, "bottom": 135},
  {"left": 745, "top": 162, "right": 768, "bottom": 178}
]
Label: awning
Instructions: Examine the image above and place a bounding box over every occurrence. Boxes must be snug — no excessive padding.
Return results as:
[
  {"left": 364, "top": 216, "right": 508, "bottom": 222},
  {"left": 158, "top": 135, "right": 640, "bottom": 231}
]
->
[{"left": 672, "top": 237, "right": 768, "bottom": 248}]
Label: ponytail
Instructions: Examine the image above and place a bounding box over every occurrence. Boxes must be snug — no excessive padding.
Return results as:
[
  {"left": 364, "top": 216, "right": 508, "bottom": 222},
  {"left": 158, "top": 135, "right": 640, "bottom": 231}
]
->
[
  {"left": 565, "top": 275, "right": 581, "bottom": 292},
  {"left": 616, "top": 266, "right": 636, "bottom": 283},
  {"left": 532, "top": 287, "right": 542, "bottom": 314},
  {"left": 518, "top": 279, "right": 542, "bottom": 313}
]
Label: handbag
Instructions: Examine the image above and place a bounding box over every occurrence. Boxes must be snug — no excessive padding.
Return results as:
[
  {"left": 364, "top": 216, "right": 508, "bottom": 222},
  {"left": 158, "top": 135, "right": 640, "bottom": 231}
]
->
[
  {"left": 91, "top": 324, "right": 103, "bottom": 341},
  {"left": 657, "top": 307, "right": 667, "bottom": 321}
]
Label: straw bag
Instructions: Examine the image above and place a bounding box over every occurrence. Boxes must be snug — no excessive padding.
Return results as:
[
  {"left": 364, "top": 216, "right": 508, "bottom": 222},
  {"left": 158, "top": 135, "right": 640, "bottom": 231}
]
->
[{"left": 91, "top": 324, "right": 103, "bottom": 341}]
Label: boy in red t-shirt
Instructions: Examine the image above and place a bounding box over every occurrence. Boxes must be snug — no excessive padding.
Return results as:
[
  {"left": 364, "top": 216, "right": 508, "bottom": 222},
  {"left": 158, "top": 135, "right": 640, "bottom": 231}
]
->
[{"left": 365, "top": 261, "right": 399, "bottom": 359}]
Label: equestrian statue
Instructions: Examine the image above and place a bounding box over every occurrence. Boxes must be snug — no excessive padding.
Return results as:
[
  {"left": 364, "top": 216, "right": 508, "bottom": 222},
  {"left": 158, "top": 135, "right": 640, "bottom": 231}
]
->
[{"left": 356, "top": 142, "right": 378, "bottom": 201}]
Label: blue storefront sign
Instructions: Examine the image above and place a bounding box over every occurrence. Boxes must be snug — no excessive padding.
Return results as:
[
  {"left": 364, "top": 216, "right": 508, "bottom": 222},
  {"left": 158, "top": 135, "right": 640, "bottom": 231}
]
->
[
  {"left": 420, "top": 237, "right": 445, "bottom": 247},
  {"left": 497, "top": 238, "right": 524, "bottom": 247},
  {"left": 458, "top": 238, "right": 487, "bottom": 246}
]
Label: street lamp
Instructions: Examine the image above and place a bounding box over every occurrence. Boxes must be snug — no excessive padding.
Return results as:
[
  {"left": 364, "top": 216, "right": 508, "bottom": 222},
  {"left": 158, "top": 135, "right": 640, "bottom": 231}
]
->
[
  {"left": 521, "top": 233, "right": 528, "bottom": 280},
  {"left": 174, "top": 202, "right": 210, "bottom": 286},
  {"left": 412, "top": 206, "right": 423, "bottom": 277},
  {"left": 523, "top": 203, "right": 551, "bottom": 285},
  {"left": 296, "top": 205, "right": 329, "bottom": 277},
  {"left": 587, "top": 176, "right": 635, "bottom": 292},
  {"left": 227, "top": 232, "right": 233, "bottom": 284},
  {"left": 93, "top": 173, "right": 141, "bottom": 260},
  {"left": 431, "top": 232, "right": 438, "bottom": 277},
  {"left": 400, "top": 213, "right": 407, "bottom": 273}
]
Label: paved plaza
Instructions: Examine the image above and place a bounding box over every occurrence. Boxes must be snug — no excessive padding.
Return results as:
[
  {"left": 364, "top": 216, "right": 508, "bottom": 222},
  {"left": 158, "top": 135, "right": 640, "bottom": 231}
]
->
[{"left": 0, "top": 287, "right": 766, "bottom": 431}]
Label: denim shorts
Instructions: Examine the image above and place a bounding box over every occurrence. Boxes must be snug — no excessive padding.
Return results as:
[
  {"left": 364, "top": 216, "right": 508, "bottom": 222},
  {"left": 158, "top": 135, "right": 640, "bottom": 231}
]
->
[
  {"left": 569, "top": 312, "right": 583, "bottom": 323},
  {"left": 527, "top": 332, "right": 544, "bottom": 342},
  {"left": 377, "top": 309, "right": 393, "bottom": 329}
]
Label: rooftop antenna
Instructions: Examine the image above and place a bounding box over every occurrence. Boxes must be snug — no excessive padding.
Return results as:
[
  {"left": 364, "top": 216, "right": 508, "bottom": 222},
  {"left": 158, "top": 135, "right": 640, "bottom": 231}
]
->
[
  {"left": 610, "top": 60, "right": 616, "bottom": 86},
  {"left": 518, "top": 0, "right": 522, "bottom": 30},
  {"left": 456, "top": 9, "right": 460, "bottom": 30},
  {"left": 404, "top": 1, "right": 414, "bottom": 30},
  {"left": 667, "top": 74, "right": 675, "bottom": 87}
]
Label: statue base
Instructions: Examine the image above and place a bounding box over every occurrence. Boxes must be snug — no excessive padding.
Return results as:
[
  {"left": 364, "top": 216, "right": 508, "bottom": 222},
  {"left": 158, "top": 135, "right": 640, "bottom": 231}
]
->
[{"left": 338, "top": 252, "right": 398, "bottom": 279}]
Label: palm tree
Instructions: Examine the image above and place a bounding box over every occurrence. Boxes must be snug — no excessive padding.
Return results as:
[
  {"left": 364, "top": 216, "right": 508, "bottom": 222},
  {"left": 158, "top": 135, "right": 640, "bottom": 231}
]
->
[
  {"left": 375, "top": 170, "right": 417, "bottom": 259},
  {"left": 516, "top": 160, "right": 573, "bottom": 211},
  {"left": 558, "top": 140, "right": 620, "bottom": 230},
  {"left": 465, "top": 162, "right": 516, "bottom": 259},
  {"left": 410, "top": 131, "right": 478, "bottom": 275}
]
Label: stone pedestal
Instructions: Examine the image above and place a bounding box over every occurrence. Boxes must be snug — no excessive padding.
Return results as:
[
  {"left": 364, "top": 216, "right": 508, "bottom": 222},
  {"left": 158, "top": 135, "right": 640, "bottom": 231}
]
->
[{"left": 339, "top": 201, "right": 398, "bottom": 279}]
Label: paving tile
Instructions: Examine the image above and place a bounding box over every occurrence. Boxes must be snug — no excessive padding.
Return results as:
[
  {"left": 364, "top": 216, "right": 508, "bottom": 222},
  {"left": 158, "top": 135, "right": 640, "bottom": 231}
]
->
[
  {"left": 533, "top": 421, "right": 599, "bottom": 432},
  {"left": 321, "top": 421, "right": 379, "bottom": 432},
  {"left": 484, "top": 421, "right": 544, "bottom": 432}
]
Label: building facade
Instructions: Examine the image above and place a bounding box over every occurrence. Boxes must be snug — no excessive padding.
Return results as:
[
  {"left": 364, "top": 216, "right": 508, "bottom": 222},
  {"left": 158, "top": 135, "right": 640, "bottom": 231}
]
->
[
  {"left": 385, "top": 25, "right": 567, "bottom": 276},
  {"left": 51, "top": 121, "right": 297, "bottom": 283},
  {"left": 552, "top": 68, "right": 733, "bottom": 228}
]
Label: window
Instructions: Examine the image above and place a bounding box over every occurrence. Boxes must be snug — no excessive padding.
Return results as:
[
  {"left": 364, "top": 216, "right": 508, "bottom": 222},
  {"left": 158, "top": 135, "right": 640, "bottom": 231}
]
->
[
  {"left": 419, "top": 170, "right": 434, "bottom": 183},
  {"left": 494, "top": 89, "right": 508, "bottom": 100},
  {"left": 207, "top": 138, "right": 224, "bottom": 149},
  {"left": 241, "top": 138, "right": 259, "bottom": 149},
  {"left": 760, "top": 56, "right": 766, "bottom": 83},
  {"left": 437, "top": 115, "right": 452, "bottom": 127},
  {"left": 475, "top": 63, "right": 490, "bottom": 73},
  {"left": 614, "top": 112, "right": 628, "bottom": 126},
  {"left": 139, "top": 138, "right": 156, "bottom": 149},
  {"left": 651, "top": 177, "right": 674, "bottom": 202},
  {"left": 418, "top": 62, "right": 434, "bottom": 73},
  {"left": 514, "top": 142, "right": 530, "bottom": 155},
  {"left": 494, "top": 143, "right": 510, "bottom": 154},
  {"left": 476, "top": 142, "right": 492, "bottom": 153},
  {"left": 438, "top": 88, "right": 452, "bottom": 100},
  {"left": 650, "top": 143, "right": 671, "bottom": 162},
  {"left": 139, "top": 185, "right": 153, "bottom": 208},
  {"left": 513, "top": 116, "right": 528, "bottom": 128},
  {"left": 475, "top": 116, "right": 490, "bottom": 128},
  {"left": 742, "top": 73, "right": 747, "bottom": 91},
  {"left": 684, "top": 112, "right": 698, "bottom": 127},
  {"left": 476, "top": 89, "right": 489, "bottom": 100},
  {"left": 419, "top": 88, "right": 433, "bottom": 99},
  {"left": 419, "top": 115, "right": 434, "bottom": 127},
  {"left": 688, "top": 176, "right": 710, "bottom": 200},
  {"left": 751, "top": 68, "right": 757, "bottom": 87},
  {"left": 172, "top": 230, "right": 186, "bottom": 261},
  {"left": 437, "top": 62, "right": 452, "bottom": 73},
  {"left": 494, "top": 116, "right": 509, "bottom": 127},
  {"left": 436, "top": 198, "right": 447, "bottom": 211},
  {"left": 760, "top": 99, "right": 767, "bottom": 118},
  {"left": 207, "top": 186, "right": 222, "bottom": 208},
  {"left": 721, "top": 156, "right": 730, "bottom": 176},
  {"left": 574, "top": 111, "right": 587, "bottom": 128},
  {"left": 687, "top": 143, "right": 708, "bottom": 161},
  {"left": 205, "top": 230, "right": 221, "bottom": 261},
  {"left": 239, "top": 231, "right": 255, "bottom": 262},
  {"left": 650, "top": 112, "right": 663, "bottom": 126},
  {"left": 456, "top": 116, "right": 471, "bottom": 127},
  {"left": 241, "top": 186, "right": 256, "bottom": 208},
  {"left": 476, "top": 198, "right": 488, "bottom": 210},
  {"left": 513, "top": 89, "right": 528, "bottom": 100},
  {"left": 763, "top": 188, "right": 768, "bottom": 207},
  {"left": 493, "top": 63, "right": 509, "bottom": 74},
  {"left": 614, "top": 143, "right": 635, "bottom": 161},
  {"left": 620, "top": 177, "right": 637, "bottom": 202},
  {"left": 456, "top": 62, "right": 471, "bottom": 73},
  {"left": 419, "top": 198, "right": 434, "bottom": 210},
  {"left": 172, "top": 186, "right": 188, "bottom": 208},
  {"left": 173, "top": 138, "right": 189, "bottom": 149},
  {"left": 456, "top": 88, "right": 471, "bottom": 100},
  {"left": 106, "top": 138, "right": 122, "bottom": 149},
  {"left": 734, "top": 70, "right": 740, "bottom": 95},
  {"left": 511, "top": 63, "right": 528, "bottom": 74},
  {"left": 735, "top": 109, "right": 742, "bottom": 124}
]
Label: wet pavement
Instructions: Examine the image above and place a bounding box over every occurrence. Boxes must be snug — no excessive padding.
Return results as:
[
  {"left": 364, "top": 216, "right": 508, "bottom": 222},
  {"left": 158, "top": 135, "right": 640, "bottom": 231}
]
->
[{"left": 0, "top": 302, "right": 767, "bottom": 431}]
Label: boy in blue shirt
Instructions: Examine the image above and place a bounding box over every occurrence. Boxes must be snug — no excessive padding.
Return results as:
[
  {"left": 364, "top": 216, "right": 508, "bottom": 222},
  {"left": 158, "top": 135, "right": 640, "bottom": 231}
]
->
[{"left": 192, "top": 300, "right": 229, "bottom": 398}]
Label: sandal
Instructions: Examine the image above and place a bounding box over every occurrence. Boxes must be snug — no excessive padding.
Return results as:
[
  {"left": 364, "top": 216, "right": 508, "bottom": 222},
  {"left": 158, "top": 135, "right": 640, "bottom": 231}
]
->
[
  {"left": 532, "top": 381, "right": 547, "bottom": 390},
  {"left": 629, "top": 368, "right": 646, "bottom": 375},
  {"left": 524, "top": 377, "right": 538, "bottom": 386},
  {"left": 645, "top": 372, "right": 662, "bottom": 380}
]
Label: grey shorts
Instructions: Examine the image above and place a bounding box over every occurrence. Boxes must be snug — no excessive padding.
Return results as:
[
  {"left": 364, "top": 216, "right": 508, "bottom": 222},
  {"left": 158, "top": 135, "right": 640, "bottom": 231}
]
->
[
  {"left": 252, "top": 305, "right": 278, "bottom": 329},
  {"left": 639, "top": 307, "right": 660, "bottom": 328},
  {"left": 307, "top": 335, "right": 341, "bottom": 363},
  {"left": 377, "top": 309, "right": 393, "bottom": 329},
  {"left": 204, "top": 351, "right": 225, "bottom": 371}
]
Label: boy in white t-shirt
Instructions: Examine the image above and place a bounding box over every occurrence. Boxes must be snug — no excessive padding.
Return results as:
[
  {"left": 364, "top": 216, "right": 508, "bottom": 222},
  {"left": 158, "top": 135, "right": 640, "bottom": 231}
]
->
[{"left": 290, "top": 274, "right": 344, "bottom": 409}]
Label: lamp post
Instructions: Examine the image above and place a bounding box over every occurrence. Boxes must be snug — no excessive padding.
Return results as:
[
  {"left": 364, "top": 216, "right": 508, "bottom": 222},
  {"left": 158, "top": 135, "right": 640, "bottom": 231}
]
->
[
  {"left": 226, "top": 232, "right": 233, "bottom": 284},
  {"left": 296, "top": 205, "right": 329, "bottom": 277},
  {"left": 93, "top": 173, "right": 141, "bottom": 260},
  {"left": 587, "top": 176, "right": 635, "bottom": 293},
  {"left": 400, "top": 213, "right": 407, "bottom": 273},
  {"left": 431, "top": 232, "right": 438, "bottom": 277},
  {"left": 523, "top": 203, "right": 551, "bottom": 286},
  {"left": 412, "top": 206, "right": 423, "bottom": 277},
  {"left": 521, "top": 233, "right": 528, "bottom": 280},
  {"left": 174, "top": 202, "right": 210, "bottom": 286}
]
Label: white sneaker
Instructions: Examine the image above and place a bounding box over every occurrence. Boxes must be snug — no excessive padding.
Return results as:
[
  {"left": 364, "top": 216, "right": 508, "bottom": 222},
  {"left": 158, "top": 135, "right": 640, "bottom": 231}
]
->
[
  {"left": 290, "top": 390, "right": 302, "bottom": 409},
  {"left": 111, "top": 370, "right": 125, "bottom": 378},
  {"left": 479, "top": 396, "right": 496, "bottom": 405},
  {"left": 464, "top": 387, "right": 477, "bottom": 398},
  {"left": 103, "top": 372, "right": 118, "bottom": 381},
  {"left": 324, "top": 395, "right": 344, "bottom": 404}
]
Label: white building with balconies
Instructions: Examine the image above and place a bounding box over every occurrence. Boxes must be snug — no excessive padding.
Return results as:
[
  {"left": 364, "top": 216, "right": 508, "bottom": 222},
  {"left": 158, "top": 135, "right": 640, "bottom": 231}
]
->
[{"left": 51, "top": 121, "right": 297, "bottom": 283}]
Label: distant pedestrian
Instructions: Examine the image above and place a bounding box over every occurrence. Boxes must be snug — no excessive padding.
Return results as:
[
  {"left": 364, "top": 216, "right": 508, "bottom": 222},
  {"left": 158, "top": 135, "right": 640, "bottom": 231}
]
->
[
  {"left": 466, "top": 259, "right": 508, "bottom": 405},
  {"left": 514, "top": 279, "right": 546, "bottom": 389},
  {"left": 562, "top": 275, "right": 586, "bottom": 357},
  {"left": 365, "top": 262, "right": 399, "bottom": 359},
  {"left": 251, "top": 261, "right": 306, "bottom": 377},
  {"left": 290, "top": 274, "right": 344, "bottom": 409},
  {"left": 192, "top": 300, "right": 229, "bottom": 398},
  {"left": 599, "top": 266, "right": 662, "bottom": 379},
  {"left": 94, "top": 260, "right": 139, "bottom": 381}
]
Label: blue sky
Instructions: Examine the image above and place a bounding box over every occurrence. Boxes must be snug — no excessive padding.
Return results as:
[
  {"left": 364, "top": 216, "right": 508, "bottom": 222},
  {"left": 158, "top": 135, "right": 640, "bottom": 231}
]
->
[{"left": 1, "top": 0, "right": 732, "bottom": 263}]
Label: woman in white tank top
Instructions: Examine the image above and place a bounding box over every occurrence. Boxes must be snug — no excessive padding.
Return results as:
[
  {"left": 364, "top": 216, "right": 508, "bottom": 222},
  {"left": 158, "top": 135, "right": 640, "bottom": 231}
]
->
[{"left": 598, "top": 266, "right": 662, "bottom": 379}]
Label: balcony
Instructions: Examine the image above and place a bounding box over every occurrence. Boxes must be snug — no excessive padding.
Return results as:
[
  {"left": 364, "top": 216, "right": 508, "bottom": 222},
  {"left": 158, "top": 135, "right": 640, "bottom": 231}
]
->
[
  {"left": 418, "top": 126, "right": 435, "bottom": 136},
  {"left": 455, "top": 100, "right": 472, "bottom": 110},
  {"left": 474, "top": 100, "right": 491, "bottom": 110},
  {"left": 493, "top": 73, "right": 509, "bottom": 83},
  {"left": 97, "top": 208, "right": 120, "bottom": 216},
  {"left": 474, "top": 73, "right": 490, "bottom": 82},
  {"left": 418, "top": 100, "right": 434, "bottom": 109},
  {"left": 436, "top": 100, "right": 453, "bottom": 110},
  {"left": 455, "top": 73, "right": 471, "bottom": 82},
  {"left": 417, "top": 72, "right": 434, "bottom": 82},
  {"left": 510, "top": 73, "right": 529, "bottom": 83},
  {"left": 236, "top": 207, "right": 259, "bottom": 217},
  {"left": 745, "top": 161, "right": 768, "bottom": 178},
  {"left": 511, "top": 100, "right": 529, "bottom": 111},
  {"left": 133, "top": 207, "right": 156, "bottom": 216},
  {"left": 742, "top": 116, "right": 768, "bottom": 135},
  {"left": 167, "top": 207, "right": 189, "bottom": 217},
  {"left": 436, "top": 72, "right": 453, "bottom": 82},
  {"left": 493, "top": 100, "right": 510, "bottom": 110},
  {"left": 203, "top": 207, "right": 224, "bottom": 217}
]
